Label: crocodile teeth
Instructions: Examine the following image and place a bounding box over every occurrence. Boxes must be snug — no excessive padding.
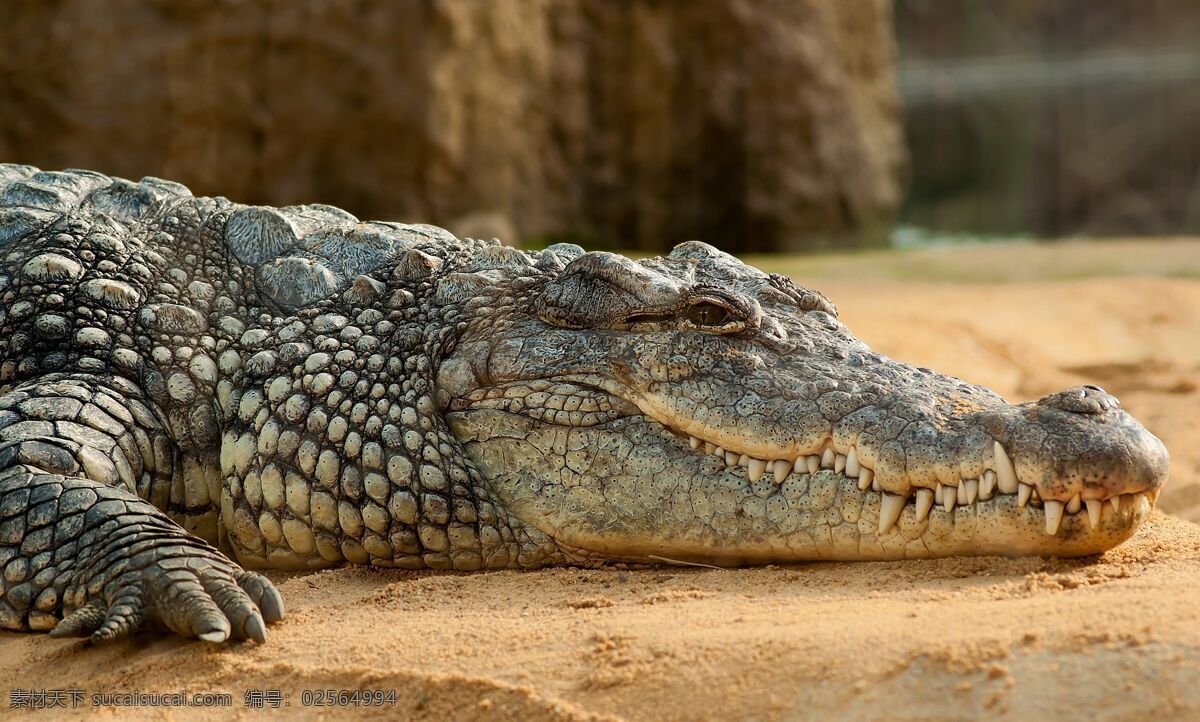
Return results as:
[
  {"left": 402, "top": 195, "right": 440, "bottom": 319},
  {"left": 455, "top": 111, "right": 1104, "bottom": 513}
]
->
[
  {"left": 879, "top": 493, "right": 906, "bottom": 535},
  {"left": 1044, "top": 500, "right": 1064, "bottom": 535},
  {"left": 683, "top": 432, "right": 1138, "bottom": 529},
  {"left": 845, "top": 447, "right": 861, "bottom": 477},
  {"left": 964, "top": 479, "right": 979, "bottom": 505},
  {"left": 994, "top": 442, "right": 1019, "bottom": 493},
  {"left": 979, "top": 470, "right": 997, "bottom": 500},
  {"left": 1136, "top": 493, "right": 1151, "bottom": 517},
  {"left": 915, "top": 488, "right": 934, "bottom": 522}
]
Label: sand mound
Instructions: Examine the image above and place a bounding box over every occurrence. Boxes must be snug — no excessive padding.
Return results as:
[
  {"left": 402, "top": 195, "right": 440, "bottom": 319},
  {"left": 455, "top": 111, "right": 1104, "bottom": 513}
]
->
[{"left": 4, "top": 514, "right": 1198, "bottom": 720}]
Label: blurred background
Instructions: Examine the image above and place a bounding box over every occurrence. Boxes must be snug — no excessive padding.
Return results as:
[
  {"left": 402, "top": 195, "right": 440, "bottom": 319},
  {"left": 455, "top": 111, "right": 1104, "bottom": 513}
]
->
[
  {"left": 1, "top": 1, "right": 1198, "bottom": 515},
  {"left": 898, "top": 0, "right": 1200, "bottom": 243},
  {"left": 2, "top": 0, "right": 1198, "bottom": 251}
]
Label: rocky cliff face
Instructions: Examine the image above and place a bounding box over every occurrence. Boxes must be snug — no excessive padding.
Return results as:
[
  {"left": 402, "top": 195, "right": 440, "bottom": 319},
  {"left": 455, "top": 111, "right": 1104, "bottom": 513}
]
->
[{"left": 0, "top": 0, "right": 904, "bottom": 252}]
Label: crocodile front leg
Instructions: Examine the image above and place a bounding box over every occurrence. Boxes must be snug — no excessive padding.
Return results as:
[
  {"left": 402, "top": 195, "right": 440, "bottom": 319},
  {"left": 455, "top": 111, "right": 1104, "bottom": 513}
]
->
[{"left": 0, "top": 375, "right": 282, "bottom": 643}]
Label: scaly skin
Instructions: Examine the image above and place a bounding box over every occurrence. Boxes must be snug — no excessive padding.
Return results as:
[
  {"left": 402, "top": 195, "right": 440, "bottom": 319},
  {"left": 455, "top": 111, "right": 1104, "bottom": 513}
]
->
[{"left": 0, "top": 166, "right": 1169, "bottom": 645}]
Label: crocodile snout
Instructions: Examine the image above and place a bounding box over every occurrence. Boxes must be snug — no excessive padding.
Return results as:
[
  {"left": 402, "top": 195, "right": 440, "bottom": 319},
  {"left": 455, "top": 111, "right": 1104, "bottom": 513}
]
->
[{"left": 986, "top": 385, "right": 1169, "bottom": 511}]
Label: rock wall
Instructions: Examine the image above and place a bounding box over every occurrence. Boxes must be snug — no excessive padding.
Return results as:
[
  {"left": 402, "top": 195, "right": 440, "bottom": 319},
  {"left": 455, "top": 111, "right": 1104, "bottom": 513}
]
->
[{"left": 0, "top": 0, "right": 905, "bottom": 252}]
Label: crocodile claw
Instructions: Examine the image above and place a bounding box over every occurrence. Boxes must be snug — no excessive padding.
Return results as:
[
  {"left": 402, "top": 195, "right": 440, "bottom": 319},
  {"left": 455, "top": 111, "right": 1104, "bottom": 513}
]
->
[
  {"left": 48, "top": 600, "right": 106, "bottom": 639},
  {"left": 237, "top": 570, "right": 286, "bottom": 625},
  {"left": 50, "top": 548, "right": 283, "bottom": 645}
]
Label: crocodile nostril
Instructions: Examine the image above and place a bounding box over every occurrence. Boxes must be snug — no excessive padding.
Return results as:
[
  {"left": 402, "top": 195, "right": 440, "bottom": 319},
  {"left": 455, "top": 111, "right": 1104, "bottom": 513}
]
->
[{"left": 1041, "top": 385, "right": 1120, "bottom": 415}]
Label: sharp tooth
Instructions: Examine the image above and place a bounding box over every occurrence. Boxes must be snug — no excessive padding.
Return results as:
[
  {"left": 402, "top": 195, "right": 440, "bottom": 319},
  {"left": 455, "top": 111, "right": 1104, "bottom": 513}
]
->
[
  {"left": 704, "top": 442, "right": 717, "bottom": 455},
  {"left": 915, "top": 488, "right": 934, "bottom": 522},
  {"left": 965, "top": 479, "right": 979, "bottom": 505},
  {"left": 834, "top": 454, "right": 847, "bottom": 475},
  {"left": 956, "top": 482, "right": 968, "bottom": 506},
  {"left": 858, "top": 468, "right": 874, "bottom": 491},
  {"left": 846, "top": 447, "right": 861, "bottom": 477},
  {"left": 689, "top": 436, "right": 701, "bottom": 449},
  {"left": 806, "top": 455, "right": 820, "bottom": 474},
  {"left": 1109, "top": 496, "right": 1121, "bottom": 512},
  {"left": 712, "top": 445, "right": 724, "bottom": 458},
  {"left": 748, "top": 458, "right": 767, "bottom": 482},
  {"left": 943, "top": 486, "right": 957, "bottom": 513},
  {"left": 725, "top": 451, "right": 739, "bottom": 467},
  {"left": 821, "top": 447, "right": 835, "bottom": 468},
  {"left": 1018, "top": 483, "right": 1033, "bottom": 507},
  {"left": 980, "top": 470, "right": 997, "bottom": 499},
  {"left": 935, "top": 483, "right": 944, "bottom": 505},
  {"left": 772, "top": 460, "right": 793, "bottom": 483},
  {"left": 1085, "top": 499, "right": 1101, "bottom": 529},
  {"left": 1044, "top": 500, "right": 1064, "bottom": 535},
  {"left": 738, "top": 454, "right": 750, "bottom": 467},
  {"left": 1066, "top": 493, "right": 1081, "bottom": 514},
  {"left": 1135, "top": 493, "right": 1151, "bottom": 516},
  {"left": 879, "top": 493, "right": 906, "bottom": 535},
  {"left": 994, "top": 442, "right": 1018, "bottom": 493}
]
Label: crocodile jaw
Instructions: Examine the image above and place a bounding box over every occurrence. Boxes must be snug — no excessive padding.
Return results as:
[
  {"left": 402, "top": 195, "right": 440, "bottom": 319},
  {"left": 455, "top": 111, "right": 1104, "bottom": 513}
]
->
[{"left": 446, "top": 378, "right": 1166, "bottom": 563}]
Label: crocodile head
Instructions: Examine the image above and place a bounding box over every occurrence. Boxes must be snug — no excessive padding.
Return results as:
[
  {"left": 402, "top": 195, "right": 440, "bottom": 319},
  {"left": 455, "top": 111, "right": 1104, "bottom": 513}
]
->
[{"left": 441, "top": 242, "right": 1169, "bottom": 564}]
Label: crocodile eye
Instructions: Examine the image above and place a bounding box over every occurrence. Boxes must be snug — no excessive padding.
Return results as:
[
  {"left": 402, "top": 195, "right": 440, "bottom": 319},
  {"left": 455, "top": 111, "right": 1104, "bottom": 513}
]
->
[{"left": 686, "top": 301, "right": 733, "bottom": 328}]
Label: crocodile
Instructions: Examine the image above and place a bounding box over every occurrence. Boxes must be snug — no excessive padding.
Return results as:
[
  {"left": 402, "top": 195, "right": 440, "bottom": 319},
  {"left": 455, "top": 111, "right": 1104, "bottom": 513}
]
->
[{"left": 0, "top": 166, "right": 1169, "bottom": 645}]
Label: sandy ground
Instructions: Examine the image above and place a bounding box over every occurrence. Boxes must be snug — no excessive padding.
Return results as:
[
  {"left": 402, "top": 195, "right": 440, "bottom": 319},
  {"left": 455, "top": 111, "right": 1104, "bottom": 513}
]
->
[{"left": 3, "top": 239, "right": 1200, "bottom": 721}]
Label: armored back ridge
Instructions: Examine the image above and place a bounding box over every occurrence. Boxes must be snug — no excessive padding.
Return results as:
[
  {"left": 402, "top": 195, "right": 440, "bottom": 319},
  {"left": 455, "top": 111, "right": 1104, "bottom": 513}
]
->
[{"left": 0, "top": 166, "right": 1168, "bottom": 644}]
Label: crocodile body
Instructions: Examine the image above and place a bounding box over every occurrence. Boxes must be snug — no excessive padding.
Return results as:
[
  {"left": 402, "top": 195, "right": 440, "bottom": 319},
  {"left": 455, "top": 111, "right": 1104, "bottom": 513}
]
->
[{"left": 0, "top": 166, "right": 1169, "bottom": 644}]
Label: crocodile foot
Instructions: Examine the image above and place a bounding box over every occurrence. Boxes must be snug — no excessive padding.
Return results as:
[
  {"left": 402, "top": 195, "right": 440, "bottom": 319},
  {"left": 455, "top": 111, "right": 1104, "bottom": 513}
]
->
[{"left": 49, "top": 532, "right": 285, "bottom": 645}]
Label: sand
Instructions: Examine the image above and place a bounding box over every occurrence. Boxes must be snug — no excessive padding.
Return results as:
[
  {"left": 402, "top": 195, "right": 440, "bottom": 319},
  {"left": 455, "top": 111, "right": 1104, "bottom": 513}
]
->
[{"left": 3, "top": 241, "right": 1199, "bottom": 721}]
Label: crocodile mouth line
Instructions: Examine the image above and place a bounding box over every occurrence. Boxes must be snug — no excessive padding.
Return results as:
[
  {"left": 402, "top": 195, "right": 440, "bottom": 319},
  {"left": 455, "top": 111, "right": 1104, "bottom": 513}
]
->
[
  {"left": 673, "top": 429, "right": 1155, "bottom": 537},
  {"left": 452, "top": 378, "right": 1157, "bottom": 538}
]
